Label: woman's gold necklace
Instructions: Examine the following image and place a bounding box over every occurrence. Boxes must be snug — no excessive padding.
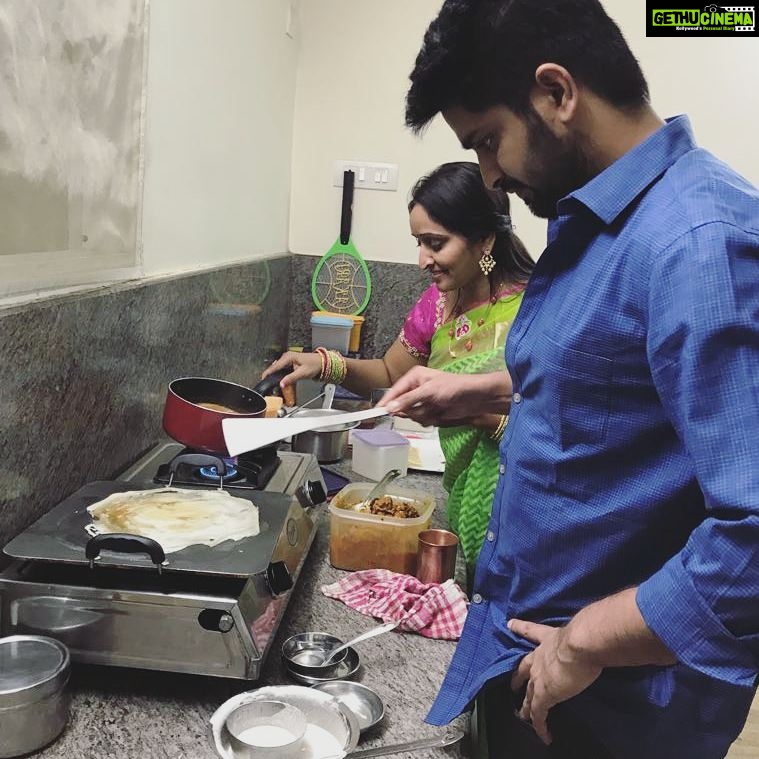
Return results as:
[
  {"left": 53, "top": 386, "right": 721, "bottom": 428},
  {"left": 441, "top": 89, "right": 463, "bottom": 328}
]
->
[{"left": 447, "top": 286, "right": 501, "bottom": 357}]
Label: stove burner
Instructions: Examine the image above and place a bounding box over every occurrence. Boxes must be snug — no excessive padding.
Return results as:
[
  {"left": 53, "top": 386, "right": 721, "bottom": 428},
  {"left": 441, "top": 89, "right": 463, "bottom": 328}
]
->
[
  {"left": 198, "top": 463, "right": 239, "bottom": 482},
  {"left": 153, "top": 446, "right": 281, "bottom": 490}
]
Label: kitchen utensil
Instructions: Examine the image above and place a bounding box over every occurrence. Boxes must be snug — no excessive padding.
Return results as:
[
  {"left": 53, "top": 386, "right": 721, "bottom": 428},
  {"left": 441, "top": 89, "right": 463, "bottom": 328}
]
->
[
  {"left": 322, "top": 383, "right": 336, "bottom": 410},
  {"left": 209, "top": 685, "right": 359, "bottom": 759},
  {"left": 312, "top": 170, "right": 372, "bottom": 315},
  {"left": 222, "top": 407, "right": 387, "bottom": 456},
  {"left": 163, "top": 377, "right": 267, "bottom": 456},
  {"left": 0, "top": 635, "right": 71, "bottom": 758},
  {"left": 349, "top": 469, "right": 402, "bottom": 513},
  {"left": 320, "top": 621, "right": 399, "bottom": 666},
  {"left": 291, "top": 409, "right": 360, "bottom": 464},
  {"left": 416, "top": 529, "right": 459, "bottom": 584},
  {"left": 281, "top": 632, "right": 348, "bottom": 676},
  {"left": 311, "top": 682, "right": 384, "bottom": 733},
  {"left": 224, "top": 700, "right": 307, "bottom": 759},
  {"left": 285, "top": 648, "right": 361, "bottom": 686},
  {"left": 277, "top": 391, "right": 328, "bottom": 418},
  {"left": 340, "top": 728, "right": 465, "bottom": 759}
]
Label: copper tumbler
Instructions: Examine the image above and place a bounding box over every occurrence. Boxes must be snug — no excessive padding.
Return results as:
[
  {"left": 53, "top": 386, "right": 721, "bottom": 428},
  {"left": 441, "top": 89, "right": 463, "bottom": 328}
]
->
[{"left": 416, "top": 529, "right": 459, "bottom": 584}]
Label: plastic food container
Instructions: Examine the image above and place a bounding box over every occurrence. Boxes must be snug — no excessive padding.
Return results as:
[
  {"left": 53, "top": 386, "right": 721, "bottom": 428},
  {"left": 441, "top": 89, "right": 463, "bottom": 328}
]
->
[
  {"left": 351, "top": 428, "right": 409, "bottom": 480},
  {"left": 329, "top": 482, "right": 434, "bottom": 573},
  {"left": 312, "top": 312, "right": 365, "bottom": 352},
  {"left": 311, "top": 313, "right": 353, "bottom": 354},
  {"left": 0, "top": 635, "right": 71, "bottom": 758}
]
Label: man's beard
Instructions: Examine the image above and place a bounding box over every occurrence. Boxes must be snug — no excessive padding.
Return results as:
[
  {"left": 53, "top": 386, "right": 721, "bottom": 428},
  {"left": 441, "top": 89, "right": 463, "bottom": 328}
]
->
[{"left": 518, "top": 109, "right": 591, "bottom": 219}]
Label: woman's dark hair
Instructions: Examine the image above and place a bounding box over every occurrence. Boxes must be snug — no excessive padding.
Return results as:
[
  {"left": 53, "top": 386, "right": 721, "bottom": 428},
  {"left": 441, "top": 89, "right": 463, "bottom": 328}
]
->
[
  {"left": 406, "top": 0, "right": 649, "bottom": 132},
  {"left": 409, "top": 162, "right": 533, "bottom": 289}
]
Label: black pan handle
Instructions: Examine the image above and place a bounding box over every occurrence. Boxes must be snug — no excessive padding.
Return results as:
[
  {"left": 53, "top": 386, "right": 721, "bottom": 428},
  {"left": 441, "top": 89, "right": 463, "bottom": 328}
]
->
[
  {"left": 169, "top": 453, "right": 227, "bottom": 475},
  {"left": 86, "top": 533, "right": 166, "bottom": 573},
  {"left": 340, "top": 170, "right": 355, "bottom": 244},
  {"left": 253, "top": 369, "right": 288, "bottom": 398}
]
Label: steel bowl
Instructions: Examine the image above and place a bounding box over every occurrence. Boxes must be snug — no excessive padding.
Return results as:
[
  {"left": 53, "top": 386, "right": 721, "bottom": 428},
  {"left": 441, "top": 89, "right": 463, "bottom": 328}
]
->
[
  {"left": 290, "top": 409, "right": 359, "bottom": 464},
  {"left": 0, "top": 635, "right": 71, "bottom": 758},
  {"left": 312, "top": 681, "right": 384, "bottom": 732},
  {"left": 281, "top": 632, "right": 349, "bottom": 678},
  {"left": 285, "top": 647, "right": 361, "bottom": 685},
  {"left": 224, "top": 699, "right": 307, "bottom": 759}
]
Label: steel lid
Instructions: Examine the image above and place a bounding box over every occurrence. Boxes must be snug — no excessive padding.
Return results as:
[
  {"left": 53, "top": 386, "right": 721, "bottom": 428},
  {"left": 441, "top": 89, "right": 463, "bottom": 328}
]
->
[{"left": 0, "top": 635, "right": 70, "bottom": 707}]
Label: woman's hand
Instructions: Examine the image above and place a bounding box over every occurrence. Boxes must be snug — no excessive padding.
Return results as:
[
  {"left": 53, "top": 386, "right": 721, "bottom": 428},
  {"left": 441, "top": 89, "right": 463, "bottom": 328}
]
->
[{"left": 261, "top": 351, "right": 322, "bottom": 389}]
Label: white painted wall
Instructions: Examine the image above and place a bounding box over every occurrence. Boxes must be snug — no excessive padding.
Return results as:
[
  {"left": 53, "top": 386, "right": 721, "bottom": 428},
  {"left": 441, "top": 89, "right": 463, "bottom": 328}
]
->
[
  {"left": 140, "top": 0, "right": 298, "bottom": 276},
  {"left": 289, "top": 0, "right": 759, "bottom": 264}
]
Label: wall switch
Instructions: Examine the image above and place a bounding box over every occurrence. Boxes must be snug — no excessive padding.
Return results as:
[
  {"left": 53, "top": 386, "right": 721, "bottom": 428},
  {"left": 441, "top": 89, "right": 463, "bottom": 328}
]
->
[{"left": 333, "top": 160, "right": 399, "bottom": 191}]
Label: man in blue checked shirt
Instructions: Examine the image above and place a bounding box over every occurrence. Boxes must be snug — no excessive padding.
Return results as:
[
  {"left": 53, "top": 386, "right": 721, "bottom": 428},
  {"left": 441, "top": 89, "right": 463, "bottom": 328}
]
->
[{"left": 383, "top": 0, "right": 759, "bottom": 757}]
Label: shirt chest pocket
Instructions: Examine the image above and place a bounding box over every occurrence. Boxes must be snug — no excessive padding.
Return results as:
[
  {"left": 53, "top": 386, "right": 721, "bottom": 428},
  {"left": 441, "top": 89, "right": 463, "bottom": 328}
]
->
[{"left": 528, "top": 331, "right": 614, "bottom": 455}]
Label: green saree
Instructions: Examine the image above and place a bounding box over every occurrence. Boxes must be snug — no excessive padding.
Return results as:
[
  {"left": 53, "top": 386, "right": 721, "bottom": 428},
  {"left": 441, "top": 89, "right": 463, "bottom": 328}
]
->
[{"left": 427, "top": 291, "right": 523, "bottom": 569}]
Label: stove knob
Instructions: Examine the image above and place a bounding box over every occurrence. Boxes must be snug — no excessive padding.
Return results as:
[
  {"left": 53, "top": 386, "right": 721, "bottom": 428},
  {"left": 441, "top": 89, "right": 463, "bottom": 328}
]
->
[
  {"left": 266, "top": 561, "right": 293, "bottom": 596},
  {"left": 296, "top": 479, "right": 327, "bottom": 509},
  {"left": 198, "top": 609, "right": 235, "bottom": 633}
]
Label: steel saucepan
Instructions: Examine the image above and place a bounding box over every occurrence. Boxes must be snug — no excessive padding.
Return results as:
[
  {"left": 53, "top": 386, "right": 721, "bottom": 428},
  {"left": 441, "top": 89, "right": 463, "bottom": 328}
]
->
[
  {"left": 290, "top": 409, "right": 359, "bottom": 464},
  {"left": 162, "top": 377, "right": 267, "bottom": 456}
]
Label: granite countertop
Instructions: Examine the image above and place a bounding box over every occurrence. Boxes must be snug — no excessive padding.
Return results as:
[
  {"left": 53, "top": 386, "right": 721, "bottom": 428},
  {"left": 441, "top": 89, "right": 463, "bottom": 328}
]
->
[{"left": 34, "top": 453, "right": 469, "bottom": 759}]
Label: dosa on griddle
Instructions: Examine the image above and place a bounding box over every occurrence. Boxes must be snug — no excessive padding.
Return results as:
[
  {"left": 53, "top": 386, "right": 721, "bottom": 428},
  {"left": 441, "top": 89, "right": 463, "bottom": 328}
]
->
[{"left": 86, "top": 487, "right": 260, "bottom": 554}]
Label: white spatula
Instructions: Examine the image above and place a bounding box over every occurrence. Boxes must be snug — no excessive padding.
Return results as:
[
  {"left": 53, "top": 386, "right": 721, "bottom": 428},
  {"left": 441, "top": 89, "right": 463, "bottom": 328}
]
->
[{"left": 222, "top": 407, "right": 388, "bottom": 456}]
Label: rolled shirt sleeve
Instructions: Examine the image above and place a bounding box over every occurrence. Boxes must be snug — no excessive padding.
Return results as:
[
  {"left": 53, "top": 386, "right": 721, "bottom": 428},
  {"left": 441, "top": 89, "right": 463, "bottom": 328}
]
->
[{"left": 637, "top": 219, "right": 759, "bottom": 687}]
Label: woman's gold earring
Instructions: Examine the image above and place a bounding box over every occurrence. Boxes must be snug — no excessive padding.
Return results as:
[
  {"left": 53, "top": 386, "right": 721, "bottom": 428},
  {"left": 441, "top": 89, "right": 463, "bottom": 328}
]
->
[{"left": 479, "top": 250, "right": 495, "bottom": 275}]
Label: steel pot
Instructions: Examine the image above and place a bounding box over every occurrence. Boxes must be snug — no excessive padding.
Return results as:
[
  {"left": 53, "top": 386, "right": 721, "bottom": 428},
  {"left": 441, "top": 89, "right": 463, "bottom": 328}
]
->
[
  {"left": 291, "top": 409, "right": 358, "bottom": 464},
  {"left": 0, "top": 635, "right": 70, "bottom": 758},
  {"left": 162, "top": 377, "right": 267, "bottom": 456}
]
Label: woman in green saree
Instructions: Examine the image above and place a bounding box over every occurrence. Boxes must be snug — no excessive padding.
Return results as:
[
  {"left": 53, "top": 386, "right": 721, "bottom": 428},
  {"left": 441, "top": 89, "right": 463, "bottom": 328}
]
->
[
  {"left": 264, "top": 162, "right": 533, "bottom": 570},
  {"left": 401, "top": 163, "right": 532, "bottom": 572}
]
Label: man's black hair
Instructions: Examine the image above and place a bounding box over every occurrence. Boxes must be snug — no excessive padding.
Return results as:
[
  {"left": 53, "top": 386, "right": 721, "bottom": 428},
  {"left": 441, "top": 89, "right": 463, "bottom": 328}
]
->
[{"left": 406, "top": 0, "right": 649, "bottom": 132}]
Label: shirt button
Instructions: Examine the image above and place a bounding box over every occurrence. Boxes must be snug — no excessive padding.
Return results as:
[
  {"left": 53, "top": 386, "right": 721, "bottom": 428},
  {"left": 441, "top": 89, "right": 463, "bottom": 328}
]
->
[
  {"left": 472, "top": 593, "right": 483, "bottom": 604},
  {"left": 513, "top": 392, "right": 522, "bottom": 404},
  {"left": 499, "top": 463, "right": 506, "bottom": 475},
  {"left": 486, "top": 531, "right": 495, "bottom": 542}
]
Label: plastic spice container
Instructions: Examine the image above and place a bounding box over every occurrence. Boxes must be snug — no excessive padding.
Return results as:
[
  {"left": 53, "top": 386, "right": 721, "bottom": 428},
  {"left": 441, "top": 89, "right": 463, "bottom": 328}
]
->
[
  {"left": 0, "top": 635, "right": 71, "bottom": 758},
  {"left": 311, "top": 313, "right": 353, "bottom": 354},
  {"left": 329, "top": 482, "right": 435, "bottom": 573},
  {"left": 351, "top": 428, "right": 409, "bottom": 480}
]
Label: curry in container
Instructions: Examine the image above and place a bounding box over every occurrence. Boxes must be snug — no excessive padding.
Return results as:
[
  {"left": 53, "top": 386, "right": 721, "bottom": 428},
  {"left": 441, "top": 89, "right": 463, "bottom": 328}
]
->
[{"left": 329, "top": 483, "right": 435, "bottom": 574}]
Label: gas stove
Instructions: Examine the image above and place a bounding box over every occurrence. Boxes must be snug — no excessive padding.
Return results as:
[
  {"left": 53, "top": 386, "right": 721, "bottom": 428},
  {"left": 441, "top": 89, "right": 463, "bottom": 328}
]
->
[{"left": 0, "top": 441, "right": 326, "bottom": 680}]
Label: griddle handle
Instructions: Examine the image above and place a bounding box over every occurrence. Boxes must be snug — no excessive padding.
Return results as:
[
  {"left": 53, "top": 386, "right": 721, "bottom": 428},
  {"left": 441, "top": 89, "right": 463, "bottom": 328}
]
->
[
  {"left": 86, "top": 533, "right": 166, "bottom": 572},
  {"left": 169, "top": 453, "right": 227, "bottom": 475},
  {"left": 266, "top": 561, "right": 293, "bottom": 596}
]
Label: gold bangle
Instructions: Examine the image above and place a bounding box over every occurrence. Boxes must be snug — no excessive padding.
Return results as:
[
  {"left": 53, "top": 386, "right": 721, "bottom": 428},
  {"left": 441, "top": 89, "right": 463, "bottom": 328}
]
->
[
  {"left": 315, "top": 347, "right": 330, "bottom": 382},
  {"left": 489, "top": 414, "right": 508, "bottom": 441},
  {"left": 328, "top": 351, "right": 347, "bottom": 384}
]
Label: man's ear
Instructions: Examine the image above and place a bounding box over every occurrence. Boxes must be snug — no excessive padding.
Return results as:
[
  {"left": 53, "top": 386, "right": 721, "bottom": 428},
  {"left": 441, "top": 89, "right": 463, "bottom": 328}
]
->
[{"left": 530, "top": 63, "right": 579, "bottom": 131}]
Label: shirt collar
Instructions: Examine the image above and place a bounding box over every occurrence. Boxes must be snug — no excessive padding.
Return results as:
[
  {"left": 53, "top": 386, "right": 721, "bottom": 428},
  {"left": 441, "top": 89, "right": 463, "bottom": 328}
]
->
[{"left": 557, "top": 115, "right": 697, "bottom": 225}]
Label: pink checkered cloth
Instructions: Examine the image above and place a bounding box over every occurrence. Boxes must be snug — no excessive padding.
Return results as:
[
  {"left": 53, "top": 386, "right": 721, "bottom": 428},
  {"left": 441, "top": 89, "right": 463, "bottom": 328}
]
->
[{"left": 321, "top": 569, "right": 469, "bottom": 640}]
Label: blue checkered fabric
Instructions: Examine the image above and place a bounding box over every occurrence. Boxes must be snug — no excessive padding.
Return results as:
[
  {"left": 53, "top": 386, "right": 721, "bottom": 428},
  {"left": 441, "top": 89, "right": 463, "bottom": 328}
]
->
[{"left": 427, "top": 117, "right": 759, "bottom": 759}]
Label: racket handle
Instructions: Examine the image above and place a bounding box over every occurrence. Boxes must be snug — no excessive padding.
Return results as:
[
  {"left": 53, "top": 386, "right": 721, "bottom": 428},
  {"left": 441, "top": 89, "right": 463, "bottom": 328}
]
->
[{"left": 340, "top": 170, "right": 355, "bottom": 244}]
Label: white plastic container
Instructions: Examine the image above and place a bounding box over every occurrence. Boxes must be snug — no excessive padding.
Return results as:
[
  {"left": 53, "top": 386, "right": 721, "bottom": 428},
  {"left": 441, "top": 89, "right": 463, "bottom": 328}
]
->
[
  {"left": 311, "top": 313, "right": 353, "bottom": 354},
  {"left": 351, "top": 428, "right": 409, "bottom": 480}
]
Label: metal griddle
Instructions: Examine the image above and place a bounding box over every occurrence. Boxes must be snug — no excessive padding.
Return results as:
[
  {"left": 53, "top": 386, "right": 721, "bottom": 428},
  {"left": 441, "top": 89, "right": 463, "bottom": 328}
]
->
[{"left": 3, "top": 481, "right": 291, "bottom": 577}]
